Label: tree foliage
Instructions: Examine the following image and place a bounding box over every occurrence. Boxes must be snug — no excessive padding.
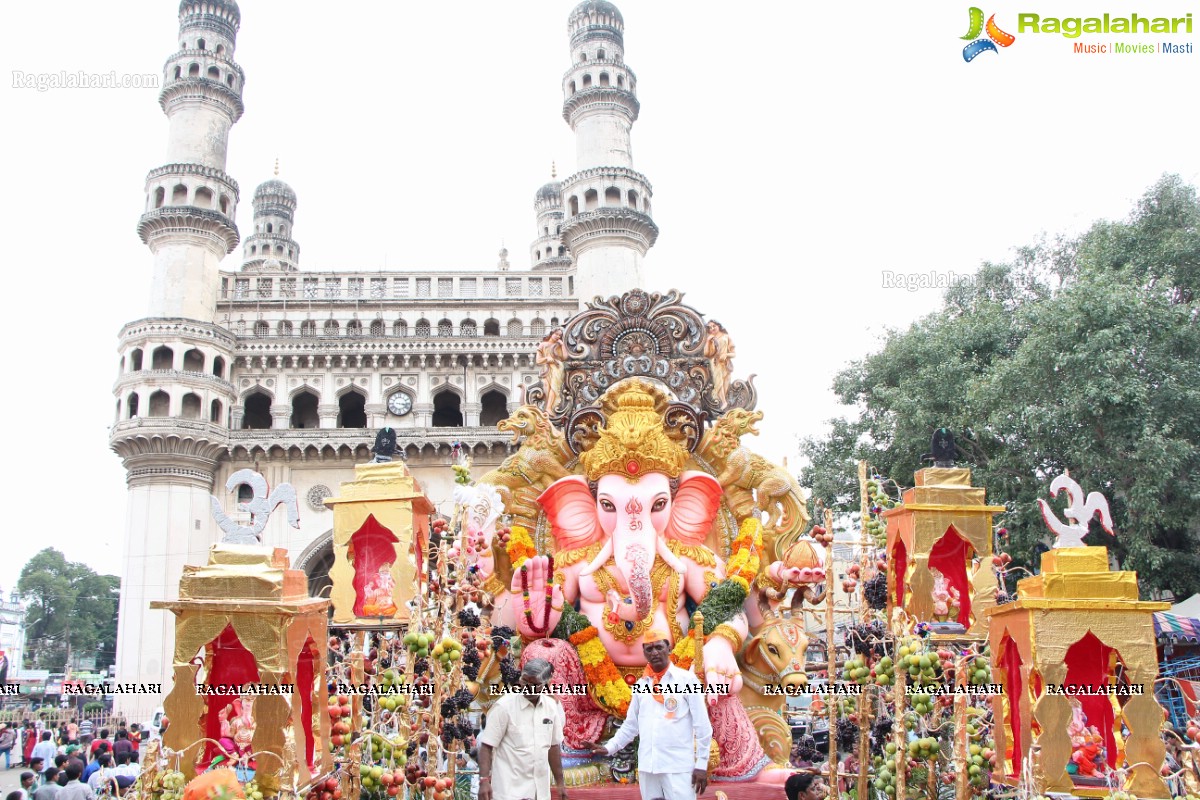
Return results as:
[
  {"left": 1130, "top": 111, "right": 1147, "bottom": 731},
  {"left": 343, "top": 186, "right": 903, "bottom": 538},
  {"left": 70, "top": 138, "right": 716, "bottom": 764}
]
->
[
  {"left": 17, "top": 549, "right": 120, "bottom": 671},
  {"left": 800, "top": 175, "right": 1200, "bottom": 598}
]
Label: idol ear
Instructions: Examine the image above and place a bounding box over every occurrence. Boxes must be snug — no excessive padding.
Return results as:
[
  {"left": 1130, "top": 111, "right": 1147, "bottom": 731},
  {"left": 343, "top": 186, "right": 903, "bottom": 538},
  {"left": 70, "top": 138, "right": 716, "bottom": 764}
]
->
[
  {"left": 664, "top": 470, "right": 723, "bottom": 545},
  {"left": 538, "top": 476, "right": 604, "bottom": 550}
]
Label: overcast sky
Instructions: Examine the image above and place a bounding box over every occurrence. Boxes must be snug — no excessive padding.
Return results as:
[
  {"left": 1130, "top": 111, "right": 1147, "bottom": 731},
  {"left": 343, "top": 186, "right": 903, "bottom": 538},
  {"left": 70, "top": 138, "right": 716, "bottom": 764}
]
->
[{"left": 2, "top": 1, "right": 1196, "bottom": 592}]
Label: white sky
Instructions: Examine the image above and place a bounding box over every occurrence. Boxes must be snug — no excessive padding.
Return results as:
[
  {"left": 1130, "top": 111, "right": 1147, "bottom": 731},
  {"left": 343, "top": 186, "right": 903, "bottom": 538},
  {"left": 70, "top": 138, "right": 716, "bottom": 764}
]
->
[{"left": 2, "top": 1, "right": 1196, "bottom": 592}]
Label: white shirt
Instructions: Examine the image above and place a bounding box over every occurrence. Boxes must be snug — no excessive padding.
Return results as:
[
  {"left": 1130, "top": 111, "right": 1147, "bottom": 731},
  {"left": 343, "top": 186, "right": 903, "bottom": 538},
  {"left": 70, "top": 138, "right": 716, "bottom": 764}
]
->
[
  {"left": 604, "top": 664, "right": 713, "bottom": 774},
  {"left": 478, "top": 693, "right": 565, "bottom": 800}
]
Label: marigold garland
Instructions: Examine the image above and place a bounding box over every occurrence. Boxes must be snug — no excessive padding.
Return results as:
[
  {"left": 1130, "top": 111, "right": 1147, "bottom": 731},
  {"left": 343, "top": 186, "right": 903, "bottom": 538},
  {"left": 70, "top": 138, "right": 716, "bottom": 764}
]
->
[
  {"left": 505, "top": 525, "right": 538, "bottom": 568},
  {"left": 569, "top": 626, "right": 631, "bottom": 717}
]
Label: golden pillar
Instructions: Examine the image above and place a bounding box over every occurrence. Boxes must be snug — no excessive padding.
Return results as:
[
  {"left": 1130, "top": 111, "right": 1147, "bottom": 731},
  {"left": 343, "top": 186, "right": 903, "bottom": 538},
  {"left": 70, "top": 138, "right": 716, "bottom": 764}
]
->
[
  {"left": 152, "top": 545, "right": 332, "bottom": 793},
  {"left": 882, "top": 467, "right": 1004, "bottom": 634},
  {"left": 323, "top": 461, "right": 435, "bottom": 625},
  {"left": 986, "top": 546, "right": 1170, "bottom": 798}
]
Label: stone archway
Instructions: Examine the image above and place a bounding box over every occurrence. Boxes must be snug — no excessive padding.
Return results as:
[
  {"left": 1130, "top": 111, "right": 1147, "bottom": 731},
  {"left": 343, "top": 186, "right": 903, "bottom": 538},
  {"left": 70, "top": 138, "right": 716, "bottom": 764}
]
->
[{"left": 294, "top": 530, "right": 334, "bottom": 602}]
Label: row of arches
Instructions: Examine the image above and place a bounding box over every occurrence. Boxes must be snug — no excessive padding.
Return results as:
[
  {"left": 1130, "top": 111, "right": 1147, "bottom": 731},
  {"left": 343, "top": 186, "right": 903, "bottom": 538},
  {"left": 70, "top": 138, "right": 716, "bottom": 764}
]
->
[
  {"left": 566, "top": 187, "right": 647, "bottom": 216},
  {"left": 181, "top": 39, "right": 226, "bottom": 55},
  {"left": 123, "top": 345, "right": 226, "bottom": 378},
  {"left": 172, "top": 61, "right": 238, "bottom": 90},
  {"left": 536, "top": 245, "right": 567, "bottom": 262},
  {"left": 151, "top": 183, "right": 233, "bottom": 215},
  {"left": 252, "top": 318, "right": 552, "bottom": 339},
  {"left": 123, "top": 390, "right": 223, "bottom": 423},
  {"left": 568, "top": 70, "right": 628, "bottom": 94},
  {"left": 247, "top": 243, "right": 295, "bottom": 258},
  {"left": 236, "top": 388, "right": 510, "bottom": 429}
]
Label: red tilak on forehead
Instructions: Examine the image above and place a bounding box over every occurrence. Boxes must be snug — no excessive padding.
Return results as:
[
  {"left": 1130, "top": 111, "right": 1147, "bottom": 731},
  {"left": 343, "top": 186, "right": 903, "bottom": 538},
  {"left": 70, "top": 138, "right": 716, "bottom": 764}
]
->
[{"left": 625, "top": 497, "right": 643, "bottom": 515}]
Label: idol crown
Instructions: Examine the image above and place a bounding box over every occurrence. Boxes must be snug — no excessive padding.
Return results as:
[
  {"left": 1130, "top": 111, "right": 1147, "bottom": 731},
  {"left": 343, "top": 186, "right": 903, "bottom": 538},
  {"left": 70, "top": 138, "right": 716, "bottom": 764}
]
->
[{"left": 580, "top": 380, "right": 689, "bottom": 481}]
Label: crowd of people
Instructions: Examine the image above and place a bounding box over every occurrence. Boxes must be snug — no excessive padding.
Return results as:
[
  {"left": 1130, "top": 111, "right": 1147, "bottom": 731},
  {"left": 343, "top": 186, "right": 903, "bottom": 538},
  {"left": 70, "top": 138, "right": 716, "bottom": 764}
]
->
[{"left": 1, "top": 718, "right": 158, "bottom": 800}]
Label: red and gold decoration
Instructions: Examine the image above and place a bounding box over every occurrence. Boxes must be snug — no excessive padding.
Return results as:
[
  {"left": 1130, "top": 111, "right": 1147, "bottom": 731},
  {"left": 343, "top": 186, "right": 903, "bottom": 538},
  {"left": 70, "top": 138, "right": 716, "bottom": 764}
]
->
[{"left": 323, "top": 461, "right": 435, "bottom": 625}]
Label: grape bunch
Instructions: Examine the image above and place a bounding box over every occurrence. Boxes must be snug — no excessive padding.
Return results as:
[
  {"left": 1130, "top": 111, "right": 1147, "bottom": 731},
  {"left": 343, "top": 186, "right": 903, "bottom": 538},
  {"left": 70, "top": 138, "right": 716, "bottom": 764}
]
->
[
  {"left": 836, "top": 717, "right": 860, "bottom": 752},
  {"left": 845, "top": 621, "right": 887, "bottom": 658},
  {"left": 873, "top": 655, "right": 894, "bottom": 687},
  {"left": 498, "top": 656, "right": 521, "bottom": 686},
  {"left": 440, "top": 719, "right": 471, "bottom": 745},
  {"left": 863, "top": 573, "right": 888, "bottom": 610},
  {"left": 403, "top": 630, "right": 434, "bottom": 658},
  {"left": 243, "top": 780, "right": 265, "bottom": 800},
  {"left": 156, "top": 770, "right": 187, "bottom": 800},
  {"left": 440, "top": 689, "right": 474, "bottom": 718},
  {"left": 462, "top": 647, "right": 481, "bottom": 681},
  {"left": 490, "top": 625, "right": 515, "bottom": 649},
  {"left": 457, "top": 609, "right": 481, "bottom": 628},
  {"left": 864, "top": 478, "right": 897, "bottom": 547},
  {"left": 792, "top": 734, "right": 819, "bottom": 765},
  {"left": 869, "top": 715, "right": 894, "bottom": 755},
  {"left": 909, "top": 692, "right": 934, "bottom": 715}
]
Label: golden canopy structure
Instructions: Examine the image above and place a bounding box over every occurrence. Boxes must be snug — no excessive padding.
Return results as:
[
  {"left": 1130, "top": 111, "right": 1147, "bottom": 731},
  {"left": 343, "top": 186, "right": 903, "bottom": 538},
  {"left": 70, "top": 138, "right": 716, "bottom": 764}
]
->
[
  {"left": 883, "top": 467, "right": 1004, "bottom": 635},
  {"left": 151, "top": 545, "right": 332, "bottom": 793},
  {"left": 323, "top": 460, "right": 435, "bottom": 625},
  {"left": 986, "top": 546, "right": 1170, "bottom": 798}
]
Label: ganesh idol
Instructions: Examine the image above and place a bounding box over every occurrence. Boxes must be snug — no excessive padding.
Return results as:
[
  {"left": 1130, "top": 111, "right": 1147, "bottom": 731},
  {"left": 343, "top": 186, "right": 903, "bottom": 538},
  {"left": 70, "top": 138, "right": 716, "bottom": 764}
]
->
[{"left": 476, "top": 378, "right": 788, "bottom": 780}]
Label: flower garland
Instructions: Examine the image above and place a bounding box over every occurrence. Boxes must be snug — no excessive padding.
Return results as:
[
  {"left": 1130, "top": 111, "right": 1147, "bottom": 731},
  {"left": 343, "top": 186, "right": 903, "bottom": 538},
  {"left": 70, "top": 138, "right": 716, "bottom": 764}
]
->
[
  {"left": 520, "top": 555, "right": 555, "bottom": 635},
  {"left": 671, "top": 517, "right": 764, "bottom": 668},
  {"left": 505, "top": 525, "right": 538, "bottom": 568},
  {"left": 571, "top": 627, "right": 631, "bottom": 718}
]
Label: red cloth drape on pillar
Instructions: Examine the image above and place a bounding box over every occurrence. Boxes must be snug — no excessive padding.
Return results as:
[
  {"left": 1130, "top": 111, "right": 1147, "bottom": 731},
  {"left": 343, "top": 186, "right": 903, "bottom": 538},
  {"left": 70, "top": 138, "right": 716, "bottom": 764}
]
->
[
  {"left": 1064, "top": 632, "right": 1118, "bottom": 769},
  {"left": 296, "top": 637, "right": 317, "bottom": 768},
  {"left": 892, "top": 540, "right": 908, "bottom": 608},
  {"left": 202, "top": 624, "right": 259, "bottom": 766},
  {"left": 349, "top": 514, "right": 399, "bottom": 616},
  {"left": 927, "top": 527, "right": 973, "bottom": 626},
  {"left": 1001, "top": 634, "right": 1024, "bottom": 777}
]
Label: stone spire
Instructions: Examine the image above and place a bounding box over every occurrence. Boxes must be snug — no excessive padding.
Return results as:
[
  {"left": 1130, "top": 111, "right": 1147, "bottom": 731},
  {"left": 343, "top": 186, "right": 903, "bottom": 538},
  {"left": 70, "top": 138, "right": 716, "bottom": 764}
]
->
[
  {"left": 241, "top": 161, "right": 300, "bottom": 272},
  {"left": 531, "top": 163, "right": 570, "bottom": 271},
  {"left": 558, "top": 0, "right": 657, "bottom": 300},
  {"left": 137, "top": 0, "right": 245, "bottom": 320}
]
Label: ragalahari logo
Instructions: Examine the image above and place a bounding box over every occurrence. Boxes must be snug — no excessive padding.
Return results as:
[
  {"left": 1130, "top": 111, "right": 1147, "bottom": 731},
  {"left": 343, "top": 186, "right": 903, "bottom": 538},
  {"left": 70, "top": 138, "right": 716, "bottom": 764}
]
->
[{"left": 962, "top": 8, "right": 1016, "bottom": 61}]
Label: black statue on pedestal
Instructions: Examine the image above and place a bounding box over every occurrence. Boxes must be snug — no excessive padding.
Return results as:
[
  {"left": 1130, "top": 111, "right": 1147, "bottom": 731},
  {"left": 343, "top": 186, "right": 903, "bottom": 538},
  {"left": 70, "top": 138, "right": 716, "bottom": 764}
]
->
[
  {"left": 922, "top": 427, "right": 958, "bottom": 468},
  {"left": 372, "top": 426, "right": 398, "bottom": 462}
]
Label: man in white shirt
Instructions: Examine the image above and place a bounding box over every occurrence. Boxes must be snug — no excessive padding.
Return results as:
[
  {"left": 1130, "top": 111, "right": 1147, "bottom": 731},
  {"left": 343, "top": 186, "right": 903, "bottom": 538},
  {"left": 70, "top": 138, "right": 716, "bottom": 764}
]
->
[
  {"left": 31, "top": 734, "right": 58, "bottom": 779},
  {"left": 585, "top": 628, "right": 713, "bottom": 800},
  {"left": 478, "top": 658, "right": 568, "bottom": 800}
]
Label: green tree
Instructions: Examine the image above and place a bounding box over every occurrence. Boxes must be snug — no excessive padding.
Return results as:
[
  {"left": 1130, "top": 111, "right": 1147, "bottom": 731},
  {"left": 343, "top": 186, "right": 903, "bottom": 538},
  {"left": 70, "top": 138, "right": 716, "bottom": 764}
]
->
[
  {"left": 801, "top": 175, "right": 1200, "bottom": 598},
  {"left": 17, "top": 549, "right": 120, "bottom": 672}
]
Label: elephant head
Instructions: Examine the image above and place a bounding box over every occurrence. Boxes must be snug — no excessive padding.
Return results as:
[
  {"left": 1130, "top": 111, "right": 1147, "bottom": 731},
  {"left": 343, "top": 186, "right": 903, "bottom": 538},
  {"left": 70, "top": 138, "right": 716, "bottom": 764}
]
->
[{"left": 539, "top": 470, "right": 722, "bottom": 620}]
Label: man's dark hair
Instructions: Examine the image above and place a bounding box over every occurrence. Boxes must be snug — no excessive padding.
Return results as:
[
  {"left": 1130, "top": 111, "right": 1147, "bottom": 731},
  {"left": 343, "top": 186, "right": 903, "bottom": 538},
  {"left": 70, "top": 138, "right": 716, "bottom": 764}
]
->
[
  {"left": 8, "top": 791, "right": 25, "bottom": 800},
  {"left": 116, "top": 752, "right": 132, "bottom": 766},
  {"left": 43, "top": 767, "right": 59, "bottom": 782},
  {"left": 115, "top": 729, "right": 128, "bottom": 740},
  {"left": 30, "top": 758, "right": 44, "bottom": 770},
  {"left": 40, "top": 731, "right": 52, "bottom": 741},
  {"left": 65, "top": 764, "right": 83, "bottom": 782},
  {"left": 786, "top": 773, "right": 819, "bottom": 800},
  {"left": 97, "top": 753, "right": 112, "bottom": 768},
  {"left": 99, "top": 728, "right": 110, "bottom": 739},
  {"left": 96, "top": 741, "right": 110, "bottom": 754},
  {"left": 54, "top": 754, "right": 69, "bottom": 768},
  {"left": 19, "top": 772, "right": 34, "bottom": 784}
]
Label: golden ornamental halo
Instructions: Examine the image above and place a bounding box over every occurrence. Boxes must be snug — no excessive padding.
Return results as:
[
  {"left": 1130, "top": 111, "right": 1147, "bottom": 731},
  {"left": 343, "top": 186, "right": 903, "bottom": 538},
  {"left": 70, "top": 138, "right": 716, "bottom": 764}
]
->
[{"left": 579, "top": 379, "right": 690, "bottom": 481}]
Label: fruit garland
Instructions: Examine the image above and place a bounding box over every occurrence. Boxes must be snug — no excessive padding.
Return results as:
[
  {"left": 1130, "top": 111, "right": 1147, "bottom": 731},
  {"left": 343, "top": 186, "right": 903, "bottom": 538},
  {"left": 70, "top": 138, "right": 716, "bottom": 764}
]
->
[{"left": 864, "top": 475, "right": 898, "bottom": 548}]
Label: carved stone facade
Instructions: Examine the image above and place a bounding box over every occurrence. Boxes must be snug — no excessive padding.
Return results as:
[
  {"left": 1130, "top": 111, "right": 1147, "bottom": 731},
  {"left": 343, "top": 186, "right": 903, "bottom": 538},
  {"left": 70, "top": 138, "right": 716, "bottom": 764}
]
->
[{"left": 109, "top": 0, "right": 656, "bottom": 720}]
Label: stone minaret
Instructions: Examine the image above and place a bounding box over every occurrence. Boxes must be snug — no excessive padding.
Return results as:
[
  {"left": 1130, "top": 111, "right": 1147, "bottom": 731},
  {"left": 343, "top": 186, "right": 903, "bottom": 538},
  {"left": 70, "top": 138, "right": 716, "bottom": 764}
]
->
[
  {"left": 110, "top": 0, "right": 245, "bottom": 721},
  {"left": 241, "top": 164, "right": 300, "bottom": 272},
  {"left": 531, "top": 163, "right": 571, "bottom": 271},
  {"left": 137, "top": 0, "right": 244, "bottom": 320},
  {"left": 558, "top": 0, "right": 657, "bottom": 301}
]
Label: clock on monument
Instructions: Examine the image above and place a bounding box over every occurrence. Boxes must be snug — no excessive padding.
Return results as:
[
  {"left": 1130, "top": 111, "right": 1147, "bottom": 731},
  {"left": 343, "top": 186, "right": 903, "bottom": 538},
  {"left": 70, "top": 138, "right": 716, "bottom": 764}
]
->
[{"left": 387, "top": 392, "right": 413, "bottom": 416}]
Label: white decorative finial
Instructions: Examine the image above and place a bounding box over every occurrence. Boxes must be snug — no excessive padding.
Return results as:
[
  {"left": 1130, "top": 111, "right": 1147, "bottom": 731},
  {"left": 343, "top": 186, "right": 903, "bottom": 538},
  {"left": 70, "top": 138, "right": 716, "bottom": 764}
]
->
[
  {"left": 551, "top": 161, "right": 557, "bottom": 180},
  {"left": 1037, "top": 471, "right": 1114, "bottom": 549},
  {"left": 273, "top": 158, "right": 280, "bottom": 177},
  {"left": 210, "top": 469, "right": 300, "bottom": 544}
]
